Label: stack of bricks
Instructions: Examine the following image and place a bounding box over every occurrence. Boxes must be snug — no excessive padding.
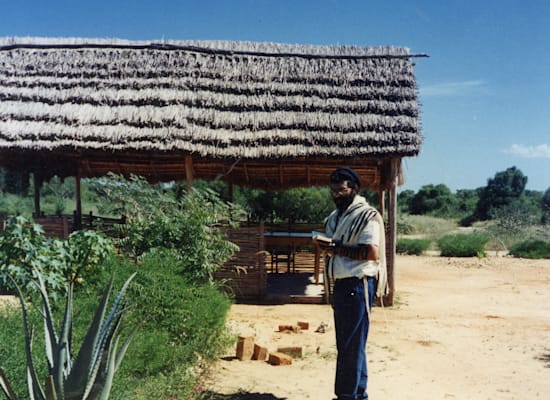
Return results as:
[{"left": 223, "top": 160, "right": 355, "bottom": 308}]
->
[{"left": 235, "top": 320, "right": 309, "bottom": 366}]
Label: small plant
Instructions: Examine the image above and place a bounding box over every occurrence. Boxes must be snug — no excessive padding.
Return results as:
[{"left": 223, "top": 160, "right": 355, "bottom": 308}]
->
[
  {"left": 396, "top": 238, "right": 431, "bottom": 255},
  {"left": 96, "top": 174, "right": 241, "bottom": 282},
  {"left": 509, "top": 240, "right": 550, "bottom": 259},
  {"left": 0, "top": 270, "right": 136, "bottom": 400},
  {"left": 0, "top": 215, "right": 113, "bottom": 298},
  {"left": 437, "top": 233, "right": 489, "bottom": 257}
]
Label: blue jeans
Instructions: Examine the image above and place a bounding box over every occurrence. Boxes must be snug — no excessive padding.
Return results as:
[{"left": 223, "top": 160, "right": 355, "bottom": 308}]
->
[{"left": 332, "top": 276, "right": 376, "bottom": 400}]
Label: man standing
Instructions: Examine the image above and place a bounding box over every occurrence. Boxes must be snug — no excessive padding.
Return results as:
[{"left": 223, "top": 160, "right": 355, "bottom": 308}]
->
[{"left": 316, "top": 167, "right": 388, "bottom": 400}]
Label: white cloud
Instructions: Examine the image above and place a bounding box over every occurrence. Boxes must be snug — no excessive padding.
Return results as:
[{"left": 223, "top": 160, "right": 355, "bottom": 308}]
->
[
  {"left": 420, "top": 80, "right": 486, "bottom": 97},
  {"left": 503, "top": 144, "right": 550, "bottom": 158}
]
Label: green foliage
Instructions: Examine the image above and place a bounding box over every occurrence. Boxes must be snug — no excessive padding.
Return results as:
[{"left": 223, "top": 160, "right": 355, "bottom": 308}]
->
[
  {"left": 63, "top": 229, "right": 115, "bottom": 282},
  {"left": 397, "top": 214, "right": 458, "bottom": 237},
  {"left": 95, "top": 174, "right": 241, "bottom": 281},
  {"left": 542, "top": 188, "right": 550, "bottom": 212},
  {"left": 437, "top": 233, "right": 490, "bottom": 257},
  {"left": 237, "top": 186, "right": 334, "bottom": 224},
  {"left": 396, "top": 238, "right": 431, "bottom": 255},
  {"left": 486, "top": 202, "right": 539, "bottom": 248},
  {"left": 0, "top": 304, "right": 47, "bottom": 399},
  {"left": 0, "top": 215, "right": 65, "bottom": 296},
  {"left": 397, "top": 189, "right": 415, "bottom": 213},
  {"left": 508, "top": 240, "right": 550, "bottom": 259},
  {"left": 0, "top": 169, "right": 27, "bottom": 196},
  {"left": 0, "top": 271, "right": 136, "bottom": 400},
  {"left": 77, "top": 253, "right": 233, "bottom": 400},
  {"left": 475, "top": 166, "right": 527, "bottom": 220},
  {"left": 0, "top": 215, "right": 114, "bottom": 298},
  {"left": 396, "top": 219, "right": 414, "bottom": 235},
  {"left": 409, "top": 184, "right": 457, "bottom": 217},
  {"left": 40, "top": 176, "right": 75, "bottom": 215},
  {"left": 0, "top": 194, "right": 33, "bottom": 216},
  {"left": 455, "top": 189, "right": 480, "bottom": 217}
]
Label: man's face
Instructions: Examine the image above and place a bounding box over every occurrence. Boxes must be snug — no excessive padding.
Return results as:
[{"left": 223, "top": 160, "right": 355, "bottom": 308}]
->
[{"left": 330, "top": 180, "right": 356, "bottom": 211}]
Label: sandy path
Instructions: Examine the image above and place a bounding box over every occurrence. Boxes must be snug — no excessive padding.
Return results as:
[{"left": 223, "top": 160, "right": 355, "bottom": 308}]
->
[{"left": 204, "top": 255, "right": 550, "bottom": 400}]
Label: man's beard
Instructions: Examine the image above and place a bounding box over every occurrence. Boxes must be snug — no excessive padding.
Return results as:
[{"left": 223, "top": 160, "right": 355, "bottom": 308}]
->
[{"left": 334, "top": 195, "right": 354, "bottom": 212}]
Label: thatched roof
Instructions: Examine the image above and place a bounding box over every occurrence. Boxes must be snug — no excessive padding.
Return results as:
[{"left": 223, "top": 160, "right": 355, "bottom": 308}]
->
[{"left": 0, "top": 37, "right": 423, "bottom": 189}]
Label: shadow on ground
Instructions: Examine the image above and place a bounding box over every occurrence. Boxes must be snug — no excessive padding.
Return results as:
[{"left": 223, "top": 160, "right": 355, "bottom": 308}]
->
[
  {"left": 201, "top": 391, "right": 287, "bottom": 399},
  {"left": 536, "top": 351, "right": 550, "bottom": 368}
]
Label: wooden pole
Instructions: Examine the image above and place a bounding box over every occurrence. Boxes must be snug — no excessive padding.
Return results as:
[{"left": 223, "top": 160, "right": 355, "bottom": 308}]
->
[
  {"left": 185, "top": 156, "right": 194, "bottom": 189},
  {"left": 75, "top": 164, "right": 82, "bottom": 230},
  {"left": 33, "top": 173, "right": 41, "bottom": 217},
  {"left": 378, "top": 190, "right": 385, "bottom": 216},
  {"left": 384, "top": 158, "right": 399, "bottom": 306}
]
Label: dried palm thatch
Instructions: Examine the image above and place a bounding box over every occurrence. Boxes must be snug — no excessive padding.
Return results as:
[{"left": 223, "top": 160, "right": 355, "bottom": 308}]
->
[{"left": 0, "top": 37, "right": 424, "bottom": 188}]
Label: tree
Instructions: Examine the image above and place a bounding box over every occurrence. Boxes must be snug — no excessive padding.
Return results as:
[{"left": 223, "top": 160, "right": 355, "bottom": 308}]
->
[
  {"left": 541, "top": 187, "right": 550, "bottom": 223},
  {"left": 0, "top": 168, "right": 26, "bottom": 195},
  {"left": 474, "top": 166, "right": 527, "bottom": 220},
  {"left": 409, "top": 184, "right": 457, "bottom": 216},
  {"left": 397, "top": 189, "right": 415, "bottom": 213},
  {"left": 455, "top": 189, "right": 480, "bottom": 216}
]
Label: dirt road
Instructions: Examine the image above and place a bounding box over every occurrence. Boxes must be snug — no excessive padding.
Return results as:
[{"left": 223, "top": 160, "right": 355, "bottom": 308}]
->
[{"left": 204, "top": 255, "right": 550, "bottom": 400}]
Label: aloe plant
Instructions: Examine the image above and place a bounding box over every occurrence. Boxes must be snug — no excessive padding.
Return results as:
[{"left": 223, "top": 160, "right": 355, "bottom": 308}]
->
[{"left": 0, "top": 271, "right": 137, "bottom": 400}]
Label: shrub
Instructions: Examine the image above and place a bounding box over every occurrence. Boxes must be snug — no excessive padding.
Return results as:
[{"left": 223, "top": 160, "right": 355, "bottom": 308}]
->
[
  {"left": 77, "top": 253, "right": 233, "bottom": 399},
  {"left": 398, "top": 214, "right": 457, "bottom": 237},
  {"left": 509, "top": 240, "right": 550, "bottom": 259},
  {"left": 0, "top": 215, "right": 113, "bottom": 298},
  {"left": 397, "top": 220, "right": 414, "bottom": 235},
  {"left": 396, "top": 238, "right": 431, "bottom": 255},
  {"left": 437, "top": 233, "right": 489, "bottom": 257},
  {"left": 0, "top": 304, "right": 47, "bottom": 399},
  {"left": 0, "top": 271, "right": 135, "bottom": 400},
  {"left": 95, "top": 174, "right": 242, "bottom": 282}
]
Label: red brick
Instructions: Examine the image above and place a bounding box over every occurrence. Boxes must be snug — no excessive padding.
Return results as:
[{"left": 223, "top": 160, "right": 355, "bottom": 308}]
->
[
  {"left": 236, "top": 335, "right": 255, "bottom": 360},
  {"left": 277, "top": 346, "right": 303, "bottom": 358},
  {"left": 268, "top": 351, "right": 293, "bottom": 365},
  {"left": 278, "top": 324, "right": 301, "bottom": 333},
  {"left": 297, "top": 321, "right": 309, "bottom": 330},
  {"left": 252, "top": 344, "right": 268, "bottom": 361}
]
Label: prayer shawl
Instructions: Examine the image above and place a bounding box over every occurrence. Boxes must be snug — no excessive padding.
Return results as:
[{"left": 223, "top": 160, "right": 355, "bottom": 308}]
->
[{"left": 325, "top": 194, "right": 389, "bottom": 299}]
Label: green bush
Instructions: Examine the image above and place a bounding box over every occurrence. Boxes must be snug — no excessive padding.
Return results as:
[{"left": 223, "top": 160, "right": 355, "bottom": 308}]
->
[
  {"left": 397, "top": 220, "right": 414, "bottom": 235},
  {"left": 0, "top": 215, "right": 113, "bottom": 298},
  {"left": 509, "top": 240, "right": 550, "bottom": 259},
  {"left": 437, "top": 233, "right": 490, "bottom": 257},
  {"left": 0, "top": 304, "right": 47, "bottom": 399},
  {"left": 398, "top": 214, "right": 457, "bottom": 237},
  {"left": 396, "top": 238, "right": 431, "bottom": 255},
  {"left": 0, "top": 271, "right": 136, "bottom": 400},
  {"left": 95, "top": 174, "right": 242, "bottom": 282},
  {"left": 76, "top": 253, "right": 233, "bottom": 399}
]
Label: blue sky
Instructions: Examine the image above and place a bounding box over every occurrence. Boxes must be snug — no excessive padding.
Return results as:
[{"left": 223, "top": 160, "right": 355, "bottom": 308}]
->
[{"left": 1, "top": 0, "right": 549, "bottom": 192}]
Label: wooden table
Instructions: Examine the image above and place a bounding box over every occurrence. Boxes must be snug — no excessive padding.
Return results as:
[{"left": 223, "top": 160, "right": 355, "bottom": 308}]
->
[{"left": 264, "top": 232, "right": 322, "bottom": 284}]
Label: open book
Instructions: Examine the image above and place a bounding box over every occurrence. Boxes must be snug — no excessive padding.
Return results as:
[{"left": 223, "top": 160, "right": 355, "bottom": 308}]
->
[{"left": 312, "top": 231, "right": 334, "bottom": 245}]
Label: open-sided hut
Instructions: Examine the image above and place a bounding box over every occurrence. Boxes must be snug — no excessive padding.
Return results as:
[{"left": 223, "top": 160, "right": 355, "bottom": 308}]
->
[{"left": 0, "top": 37, "right": 424, "bottom": 304}]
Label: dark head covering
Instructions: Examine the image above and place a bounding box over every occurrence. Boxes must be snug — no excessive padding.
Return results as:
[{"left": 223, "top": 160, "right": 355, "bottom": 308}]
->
[{"left": 330, "top": 167, "right": 361, "bottom": 188}]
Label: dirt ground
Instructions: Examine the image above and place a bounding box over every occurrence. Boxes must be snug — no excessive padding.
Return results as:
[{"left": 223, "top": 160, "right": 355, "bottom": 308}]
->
[{"left": 204, "top": 255, "right": 550, "bottom": 400}]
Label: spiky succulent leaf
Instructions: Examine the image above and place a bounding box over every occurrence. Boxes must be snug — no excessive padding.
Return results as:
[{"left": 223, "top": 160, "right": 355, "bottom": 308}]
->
[
  {"left": 44, "top": 375, "right": 57, "bottom": 400},
  {"left": 64, "top": 281, "right": 112, "bottom": 399},
  {"left": 100, "top": 325, "right": 138, "bottom": 400},
  {"left": 8, "top": 276, "right": 46, "bottom": 400},
  {"left": 0, "top": 368, "right": 18, "bottom": 400},
  {"left": 67, "top": 273, "right": 136, "bottom": 400},
  {"left": 32, "top": 268, "right": 59, "bottom": 373}
]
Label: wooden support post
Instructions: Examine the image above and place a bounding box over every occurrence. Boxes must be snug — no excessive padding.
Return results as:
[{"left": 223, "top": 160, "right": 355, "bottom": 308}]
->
[
  {"left": 384, "top": 159, "right": 399, "bottom": 306},
  {"left": 33, "top": 173, "right": 41, "bottom": 217},
  {"left": 74, "top": 165, "right": 82, "bottom": 230},
  {"left": 185, "top": 156, "right": 194, "bottom": 189},
  {"left": 378, "top": 190, "right": 385, "bottom": 217}
]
